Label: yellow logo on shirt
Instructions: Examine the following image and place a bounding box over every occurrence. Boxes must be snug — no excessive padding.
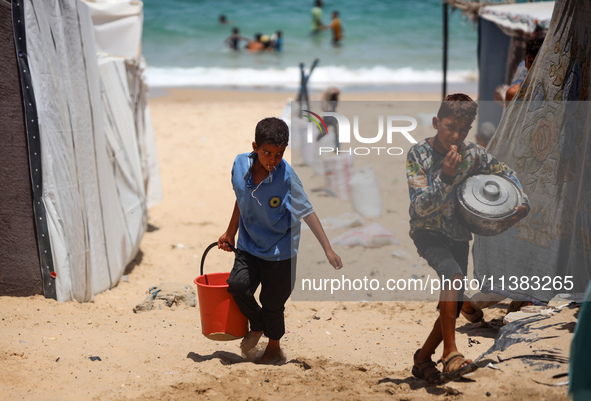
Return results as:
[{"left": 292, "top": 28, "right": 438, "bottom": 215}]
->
[{"left": 269, "top": 196, "right": 281, "bottom": 208}]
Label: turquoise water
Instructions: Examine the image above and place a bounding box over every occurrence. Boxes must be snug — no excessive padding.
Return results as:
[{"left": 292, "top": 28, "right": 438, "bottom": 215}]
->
[{"left": 142, "top": 0, "right": 481, "bottom": 89}]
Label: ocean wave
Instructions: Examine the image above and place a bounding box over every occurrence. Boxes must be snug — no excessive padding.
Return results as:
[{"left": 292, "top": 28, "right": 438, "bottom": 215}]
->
[{"left": 146, "top": 65, "right": 478, "bottom": 89}]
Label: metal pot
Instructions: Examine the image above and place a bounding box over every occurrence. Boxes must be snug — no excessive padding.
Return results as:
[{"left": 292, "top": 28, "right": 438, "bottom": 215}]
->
[{"left": 456, "top": 174, "right": 523, "bottom": 236}]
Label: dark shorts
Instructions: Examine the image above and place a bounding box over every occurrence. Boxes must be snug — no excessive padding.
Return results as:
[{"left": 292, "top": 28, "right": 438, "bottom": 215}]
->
[{"left": 412, "top": 229, "right": 470, "bottom": 316}]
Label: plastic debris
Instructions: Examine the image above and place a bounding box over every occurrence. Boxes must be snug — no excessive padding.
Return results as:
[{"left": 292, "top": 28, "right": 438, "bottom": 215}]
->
[
  {"left": 133, "top": 283, "right": 197, "bottom": 313},
  {"left": 331, "top": 223, "right": 398, "bottom": 248}
]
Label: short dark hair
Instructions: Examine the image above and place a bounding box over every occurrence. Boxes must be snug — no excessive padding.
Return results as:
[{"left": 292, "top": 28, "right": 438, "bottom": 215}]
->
[
  {"left": 437, "top": 93, "right": 478, "bottom": 123},
  {"left": 255, "top": 117, "right": 289, "bottom": 147},
  {"left": 526, "top": 37, "right": 544, "bottom": 58}
]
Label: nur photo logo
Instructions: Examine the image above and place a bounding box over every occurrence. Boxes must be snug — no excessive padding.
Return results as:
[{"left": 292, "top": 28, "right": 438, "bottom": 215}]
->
[{"left": 302, "top": 109, "right": 419, "bottom": 156}]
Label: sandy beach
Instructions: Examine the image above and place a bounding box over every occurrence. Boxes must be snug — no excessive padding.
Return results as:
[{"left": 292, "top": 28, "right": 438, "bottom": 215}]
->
[{"left": 0, "top": 88, "right": 574, "bottom": 400}]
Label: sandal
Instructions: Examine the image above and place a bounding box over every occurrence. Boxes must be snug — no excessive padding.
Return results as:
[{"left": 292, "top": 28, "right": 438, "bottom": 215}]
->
[
  {"left": 412, "top": 349, "right": 442, "bottom": 384},
  {"left": 460, "top": 307, "right": 483, "bottom": 323},
  {"left": 439, "top": 351, "right": 478, "bottom": 381}
]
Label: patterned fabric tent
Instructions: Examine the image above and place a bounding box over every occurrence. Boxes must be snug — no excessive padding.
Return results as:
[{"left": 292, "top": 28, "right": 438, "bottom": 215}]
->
[
  {"left": 473, "top": 0, "right": 591, "bottom": 303},
  {"left": 471, "top": 2, "right": 590, "bottom": 396}
]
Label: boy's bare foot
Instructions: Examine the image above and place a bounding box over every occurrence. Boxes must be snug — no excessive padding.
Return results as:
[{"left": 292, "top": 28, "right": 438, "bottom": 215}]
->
[
  {"left": 240, "top": 331, "right": 263, "bottom": 355},
  {"left": 257, "top": 339, "right": 284, "bottom": 365}
]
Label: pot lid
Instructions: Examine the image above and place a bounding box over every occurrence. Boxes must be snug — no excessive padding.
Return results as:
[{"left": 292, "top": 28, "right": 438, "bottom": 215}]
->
[{"left": 458, "top": 174, "right": 522, "bottom": 218}]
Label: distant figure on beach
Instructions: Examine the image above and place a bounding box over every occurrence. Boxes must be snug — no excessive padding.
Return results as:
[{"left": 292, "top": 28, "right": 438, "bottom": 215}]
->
[
  {"left": 260, "top": 34, "right": 272, "bottom": 50},
  {"left": 219, "top": 14, "right": 232, "bottom": 25},
  {"left": 318, "top": 86, "right": 340, "bottom": 144},
  {"left": 475, "top": 121, "right": 496, "bottom": 147},
  {"left": 328, "top": 11, "right": 343, "bottom": 46},
  {"left": 505, "top": 36, "right": 544, "bottom": 102},
  {"left": 218, "top": 117, "right": 342, "bottom": 364},
  {"left": 310, "top": 0, "right": 325, "bottom": 34},
  {"left": 494, "top": 36, "right": 545, "bottom": 104},
  {"left": 247, "top": 33, "right": 266, "bottom": 52},
  {"left": 406, "top": 94, "right": 529, "bottom": 384},
  {"left": 225, "top": 28, "right": 250, "bottom": 51},
  {"left": 270, "top": 31, "right": 283, "bottom": 52}
]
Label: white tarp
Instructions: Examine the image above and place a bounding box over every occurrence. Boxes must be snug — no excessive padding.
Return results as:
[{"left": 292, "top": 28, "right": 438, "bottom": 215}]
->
[
  {"left": 479, "top": 1, "right": 555, "bottom": 34},
  {"left": 83, "top": 0, "right": 143, "bottom": 60},
  {"left": 95, "top": 55, "right": 147, "bottom": 295},
  {"left": 125, "top": 57, "right": 163, "bottom": 209},
  {"left": 23, "top": 0, "right": 152, "bottom": 301},
  {"left": 84, "top": 0, "right": 163, "bottom": 209}
]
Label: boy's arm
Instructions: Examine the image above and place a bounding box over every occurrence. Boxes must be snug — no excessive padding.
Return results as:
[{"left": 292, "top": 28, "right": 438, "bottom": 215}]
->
[
  {"left": 303, "top": 212, "right": 342, "bottom": 270},
  {"left": 218, "top": 200, "right": 240, "bottom": 252},
  {"left": 406, "top": 154, "right": 456, "bottom": 217}
]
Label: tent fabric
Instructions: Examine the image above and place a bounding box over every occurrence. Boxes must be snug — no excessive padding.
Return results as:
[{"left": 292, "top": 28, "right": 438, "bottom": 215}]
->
[
  {"left": 15, "top": 0, "right": 155, "bottom": 302},
  {"left": 569, "top": 281, "right": 591, "bottom": 401},
  {"left": 477, "top": 19, "right": 511, "bottom": 128},
  {"left": 83, "top": 0, "right": 143, "bottom": 60},
  {"left": 84, "top": 0, "right": 163, "bottom": 209},
  {"left": 84, "top": 0, "right": 163, "bottom": 208},
  {"left": 479, "top": 1, "right": 555, "bottom": 34},
  {"left": 473, "top": 0, "right": 591, "bottom": 303},
  {"left": 0, "top": 0, "right": 43, "bottom": 296},
  {"left": 24, "top": 0, "right": 111, "bottom": 301},
  {"left": 125, "top": 57, "right": 163, "bottom": 209},
  {"left": 93, "top": 55, "right": 147, "bottom": 296}
]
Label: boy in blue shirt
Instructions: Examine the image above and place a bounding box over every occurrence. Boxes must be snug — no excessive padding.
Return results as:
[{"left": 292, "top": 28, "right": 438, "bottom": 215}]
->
[
  {"left": 218, "top": 117, "right": 342, "bottom": 364},
  {"left": 407, "top": 94, "right": 529, "bottom": 383}
]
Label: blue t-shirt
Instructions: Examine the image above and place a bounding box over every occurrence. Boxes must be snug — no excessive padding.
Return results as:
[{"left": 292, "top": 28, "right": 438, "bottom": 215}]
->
[{"left": 232, "top": 152, "right": 313, "bottom": 261}]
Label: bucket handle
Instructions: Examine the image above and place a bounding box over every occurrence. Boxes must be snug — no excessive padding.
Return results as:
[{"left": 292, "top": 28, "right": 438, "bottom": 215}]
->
[{"left": 200, "top": 242, "right": 236, "bottom": 284}]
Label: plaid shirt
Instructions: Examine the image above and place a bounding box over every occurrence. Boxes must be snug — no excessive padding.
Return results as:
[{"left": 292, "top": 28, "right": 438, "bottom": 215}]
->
[{"left": 406, "top": 139, "right": 529, "bottom": 241}]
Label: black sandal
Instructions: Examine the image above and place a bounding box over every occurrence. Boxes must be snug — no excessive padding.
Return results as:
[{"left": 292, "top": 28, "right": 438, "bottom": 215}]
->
[
  {"left": 460, "top": 307, "right": 484, "bottom": 323},
  {"left": 412, "top": 349, "right": 442, "bottom": 384}
]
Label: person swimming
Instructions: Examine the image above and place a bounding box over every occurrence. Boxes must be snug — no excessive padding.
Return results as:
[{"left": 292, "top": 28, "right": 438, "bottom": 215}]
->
[{"left": 225, "top": 27, "right": 249, "bottom": 51}]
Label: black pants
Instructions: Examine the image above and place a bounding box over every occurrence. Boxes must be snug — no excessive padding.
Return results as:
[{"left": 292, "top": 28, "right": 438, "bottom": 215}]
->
[{"left": 226, "top": 249, "right": 296, "bottom": 341}]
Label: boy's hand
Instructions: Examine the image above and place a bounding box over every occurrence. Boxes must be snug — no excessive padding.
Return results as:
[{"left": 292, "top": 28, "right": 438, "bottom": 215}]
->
[
  {"left": 442, "top": 147, "right": 462, "bottom": 177},
  {"left": 218, "top": 233, "right": 235, "bottom": 252},
  {"left": 326, "top": 249, "right": 343, "bottom": 270},
  {"left": 499, "top": 204, "right": 529, "bottom": 229}
]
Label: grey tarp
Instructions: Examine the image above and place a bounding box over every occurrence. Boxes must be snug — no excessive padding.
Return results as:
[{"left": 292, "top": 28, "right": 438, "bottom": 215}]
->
[
  {"left": 0, "top": 0, "right": 43, "bottom": 296},
  {"left": 473, "top": 0, "right": 591, "bottom": 303}
]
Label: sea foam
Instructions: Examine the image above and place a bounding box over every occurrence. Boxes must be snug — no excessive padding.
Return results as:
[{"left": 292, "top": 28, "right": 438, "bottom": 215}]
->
[{"left": 146, "top": 65, "right": 477, "bottom": 89}]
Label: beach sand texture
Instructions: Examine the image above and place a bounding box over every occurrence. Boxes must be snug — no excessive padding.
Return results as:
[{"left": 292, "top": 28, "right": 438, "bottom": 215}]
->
[{"left": 0, "top": 89, "right": 573, "bottom": 400}]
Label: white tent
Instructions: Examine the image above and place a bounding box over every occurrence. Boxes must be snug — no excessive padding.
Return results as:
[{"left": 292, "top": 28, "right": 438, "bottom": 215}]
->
[
  {"left": 479, "top": 1, "right": 554, "bottom": 33},
  {"left": 0, "top": 0, "right": 161, "bottom": 302}
]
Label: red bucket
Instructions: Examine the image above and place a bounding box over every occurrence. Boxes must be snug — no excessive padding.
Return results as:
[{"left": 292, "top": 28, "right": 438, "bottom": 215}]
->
[{"left": 194, "top": 242, "right": 248, "bottom": 341}]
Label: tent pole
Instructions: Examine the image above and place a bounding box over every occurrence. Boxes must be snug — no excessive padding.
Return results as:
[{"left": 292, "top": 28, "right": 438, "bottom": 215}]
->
[{"left": 442, "top": 2, "right": 448, "bottom": 99}]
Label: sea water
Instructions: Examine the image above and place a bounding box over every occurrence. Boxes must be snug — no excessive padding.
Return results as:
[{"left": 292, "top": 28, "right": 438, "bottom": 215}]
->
[{"left": 142, "top": 0, "right": 482, "bottom": 90}]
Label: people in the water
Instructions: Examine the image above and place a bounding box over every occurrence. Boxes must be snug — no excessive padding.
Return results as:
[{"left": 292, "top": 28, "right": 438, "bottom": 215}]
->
[{"left": 225, "top": 28, "right": 283, "bottom": 52}]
